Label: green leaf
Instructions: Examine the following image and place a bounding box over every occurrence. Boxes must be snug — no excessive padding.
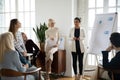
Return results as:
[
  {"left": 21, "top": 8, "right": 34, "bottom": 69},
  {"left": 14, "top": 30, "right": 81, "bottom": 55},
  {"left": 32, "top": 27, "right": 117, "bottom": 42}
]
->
[{"left": 33, "top": 22, "right": 48, "bottom": 43}]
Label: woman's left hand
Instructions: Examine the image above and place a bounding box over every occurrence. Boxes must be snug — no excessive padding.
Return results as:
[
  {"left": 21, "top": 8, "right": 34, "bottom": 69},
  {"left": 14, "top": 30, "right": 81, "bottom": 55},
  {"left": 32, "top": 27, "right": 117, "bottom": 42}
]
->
[{"left": 53, "top": 44, "right": 58, "bottom": 47}]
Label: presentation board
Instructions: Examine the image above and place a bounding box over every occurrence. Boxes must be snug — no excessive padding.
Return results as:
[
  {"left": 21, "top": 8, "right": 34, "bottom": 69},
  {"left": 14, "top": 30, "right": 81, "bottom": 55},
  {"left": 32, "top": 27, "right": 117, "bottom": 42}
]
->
[
  {"left": 58, "top": 36, "right": 65, "bottom": 50},
  {"left": 88, "top": 13, "right": 118, "bottom": 55}
]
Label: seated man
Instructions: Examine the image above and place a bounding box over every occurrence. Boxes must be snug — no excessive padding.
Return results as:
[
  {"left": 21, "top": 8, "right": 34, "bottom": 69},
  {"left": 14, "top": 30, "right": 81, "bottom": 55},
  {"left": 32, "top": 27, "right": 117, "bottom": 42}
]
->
[
  {"left": 22, "top": 32, "right": 40, "bottom": 65},
  {"left": 102, "top": 32, "right": 120, "bottom": 80}
]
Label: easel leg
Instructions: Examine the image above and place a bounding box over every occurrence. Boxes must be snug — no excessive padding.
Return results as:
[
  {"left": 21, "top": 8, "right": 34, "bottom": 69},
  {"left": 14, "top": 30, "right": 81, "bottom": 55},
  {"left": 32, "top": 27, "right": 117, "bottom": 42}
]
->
[{"left": 83, "top": 53, "right": 88, "bottom": 76}]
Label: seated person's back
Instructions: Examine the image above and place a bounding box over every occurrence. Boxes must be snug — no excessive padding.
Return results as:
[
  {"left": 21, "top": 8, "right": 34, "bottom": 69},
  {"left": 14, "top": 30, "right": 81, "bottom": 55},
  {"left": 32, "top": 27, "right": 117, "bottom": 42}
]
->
[
  {"left": 0, "top": 32, "right": 41, "bottom": 80},
  {"left": 0, "top": 32, "right": 32, "bottom": 80},
  {"left": 102, "top": 32, "right": 120, "bottom": 80}
]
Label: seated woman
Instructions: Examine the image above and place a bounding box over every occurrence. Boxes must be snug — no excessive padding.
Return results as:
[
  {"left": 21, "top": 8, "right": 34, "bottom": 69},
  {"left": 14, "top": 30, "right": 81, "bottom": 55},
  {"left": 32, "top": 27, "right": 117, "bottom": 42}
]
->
[
  {"left": 45, "top": 19, "right": 59, "bottom": 80},
  {"left": 0, "top": 32, "right": 38, "bottom": 80},
  {"left": 22, "top": 32, "right": 40, "bottom": 65},
  {"left": 102, "top": 32, "right": 120, "bottom": 80},
  {"left": 8, "top": 19, "right": 31, "bottom": 67}
]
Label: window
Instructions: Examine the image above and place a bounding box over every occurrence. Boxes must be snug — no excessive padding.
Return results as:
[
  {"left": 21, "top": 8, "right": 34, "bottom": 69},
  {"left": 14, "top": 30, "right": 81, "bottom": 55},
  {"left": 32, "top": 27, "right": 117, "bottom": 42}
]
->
[
  {"left": 88, "top": 0, "right": 104, "bottom": 49},
  {"left": 88, "top": 0, "right": 120, "bottom": 65},
  {"left": 0, "top": 0, "right": 35, "bottom": 41}
]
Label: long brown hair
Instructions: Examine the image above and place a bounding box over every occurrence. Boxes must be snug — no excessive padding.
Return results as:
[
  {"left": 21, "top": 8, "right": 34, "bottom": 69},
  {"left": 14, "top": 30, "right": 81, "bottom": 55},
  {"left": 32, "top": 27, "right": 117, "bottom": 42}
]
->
[{"left": 8, "top": 19, "right": 18, "bottom": 40}]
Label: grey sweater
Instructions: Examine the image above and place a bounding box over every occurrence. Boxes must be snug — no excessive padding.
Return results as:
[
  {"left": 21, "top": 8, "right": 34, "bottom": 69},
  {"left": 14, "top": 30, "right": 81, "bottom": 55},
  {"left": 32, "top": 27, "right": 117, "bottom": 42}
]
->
[{"left": 0, "top": 50, "right": 27, "bottom": 80}]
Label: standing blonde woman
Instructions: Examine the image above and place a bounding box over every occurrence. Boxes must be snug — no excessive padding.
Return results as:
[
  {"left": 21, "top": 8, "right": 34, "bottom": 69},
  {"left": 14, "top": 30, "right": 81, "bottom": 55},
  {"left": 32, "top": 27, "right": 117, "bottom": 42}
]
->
[
  {"left": 45, "top": 19, "right": 59, "bottom": 79},
  {"left": 69, "top": 17, "right": 85, "bottom": 80}
]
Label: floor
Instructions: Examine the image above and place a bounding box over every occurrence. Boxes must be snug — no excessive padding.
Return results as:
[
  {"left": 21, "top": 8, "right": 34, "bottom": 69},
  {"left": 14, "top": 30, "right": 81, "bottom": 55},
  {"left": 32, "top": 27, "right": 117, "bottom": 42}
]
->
[
  {"left": 41, "top": 65, "right": 98, "bottom": 80},
  {"left": 42, "top": 75, "right": 92, "bottom": 80},
  {"left": 42, "top": 72, "right": 93, "bottom": 80},
  {"left": 58, "top": 76, "right": 91, "bottom": 80}
]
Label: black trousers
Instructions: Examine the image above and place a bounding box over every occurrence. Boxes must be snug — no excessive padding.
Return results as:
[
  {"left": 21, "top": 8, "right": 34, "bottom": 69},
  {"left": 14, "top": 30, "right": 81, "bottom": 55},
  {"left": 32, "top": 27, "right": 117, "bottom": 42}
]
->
[{"left": 72, "top": 52, "right": 84, "bottom": 75}]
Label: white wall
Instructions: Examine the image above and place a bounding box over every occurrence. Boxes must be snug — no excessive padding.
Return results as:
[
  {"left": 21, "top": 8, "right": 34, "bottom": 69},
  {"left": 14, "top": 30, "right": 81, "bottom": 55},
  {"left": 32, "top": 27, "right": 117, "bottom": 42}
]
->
[
  {"left": 36, "top": 0, "right": 74, "bottom": 35},
  {"left": 35, "top": 0, "right": 77, "bottom": 77},
  {"left": 77, "top": 0, "right": 89, "bottom": 67}
]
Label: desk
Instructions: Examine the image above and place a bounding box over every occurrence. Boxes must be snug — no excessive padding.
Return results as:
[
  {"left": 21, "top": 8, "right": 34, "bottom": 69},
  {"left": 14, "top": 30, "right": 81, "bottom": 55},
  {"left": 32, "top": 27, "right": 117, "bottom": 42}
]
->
[
  {"left": 36, "top": 50, "right": 66, "bottom": 74},
  {"left": 52, "top": 50, "right": 66, "bottom": 74}
]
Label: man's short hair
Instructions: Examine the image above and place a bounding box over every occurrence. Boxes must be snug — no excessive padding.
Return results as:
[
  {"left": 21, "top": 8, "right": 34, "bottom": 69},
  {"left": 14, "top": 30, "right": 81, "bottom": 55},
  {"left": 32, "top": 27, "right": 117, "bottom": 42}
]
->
[{"left": 110, "top": 32, "right": 120, "bottom": 47}]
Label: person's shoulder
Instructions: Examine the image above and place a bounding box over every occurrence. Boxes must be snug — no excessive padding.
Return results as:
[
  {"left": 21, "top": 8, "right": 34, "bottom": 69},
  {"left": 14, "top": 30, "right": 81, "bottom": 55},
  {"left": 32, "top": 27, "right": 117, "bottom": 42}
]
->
[
  {"left": 10, "top": 50, "right": 18, "bottom": 54},
  {"left": 6, "top": 50, "right": 18, "bottom": 57},
  {"left": 116, "top": 51, "right": 120, "bottom": 57},
  {"left": 27, "top": 39, "right": 33, "bottom": 42},
  {"left": 80, "top": 28, "right": 85, "bottom": 32},
  {"left": 26, "top": 39, "right": 34, "bottom": 43},
  {"left": 8, "top": 50, "right": 16, "bottom": 53},
  {"left": 101, "top": 51, "right": 109, "bottom": 55},
  {"left": 54, "top": 27, "right": 59, "bottom": 32}
]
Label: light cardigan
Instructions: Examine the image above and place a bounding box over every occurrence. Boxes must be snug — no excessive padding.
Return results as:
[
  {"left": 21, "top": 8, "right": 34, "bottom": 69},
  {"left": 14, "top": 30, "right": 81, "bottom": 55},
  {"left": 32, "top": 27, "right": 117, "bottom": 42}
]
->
[{"left": 69, "top": 27, "right": 85, "bottom": 53}]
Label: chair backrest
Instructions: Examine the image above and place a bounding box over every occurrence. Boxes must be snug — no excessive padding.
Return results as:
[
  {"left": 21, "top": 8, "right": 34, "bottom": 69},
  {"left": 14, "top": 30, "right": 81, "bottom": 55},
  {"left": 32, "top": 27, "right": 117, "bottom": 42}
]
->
[
  {"left": 104, "top": 68, "right": 120, "bottom": 80},
  {"left": 98, "top": 65, "right": 120, "bottom": 80},
  {"left": 111, "top": 69, "right": 120, "bottom": 80},
  {"left": 0, "top": 68, "right": 23, "bottom": 77},
  {"left": 0, "top": 67, "right": 41, "bottom": 80}
]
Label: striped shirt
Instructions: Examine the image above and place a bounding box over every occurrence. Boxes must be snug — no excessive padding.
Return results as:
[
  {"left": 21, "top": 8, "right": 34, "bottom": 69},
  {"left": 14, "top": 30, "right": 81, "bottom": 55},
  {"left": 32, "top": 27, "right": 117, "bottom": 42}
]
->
[{"left": 14, "top": 31, "right": 26, "bottom": 53}]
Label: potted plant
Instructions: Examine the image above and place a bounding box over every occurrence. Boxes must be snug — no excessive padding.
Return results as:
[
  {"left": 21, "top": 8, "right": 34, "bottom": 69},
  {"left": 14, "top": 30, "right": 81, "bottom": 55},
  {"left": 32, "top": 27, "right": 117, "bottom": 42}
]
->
[{"left": 33, "top": 22, "right": 48, "bottom": 52}]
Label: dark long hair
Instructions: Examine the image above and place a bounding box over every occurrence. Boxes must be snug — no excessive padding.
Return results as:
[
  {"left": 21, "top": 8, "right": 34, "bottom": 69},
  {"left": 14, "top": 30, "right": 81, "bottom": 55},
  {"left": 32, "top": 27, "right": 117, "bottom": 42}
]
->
[{"left": 8, "top": 19, "right": 18, "bottom": 40}]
